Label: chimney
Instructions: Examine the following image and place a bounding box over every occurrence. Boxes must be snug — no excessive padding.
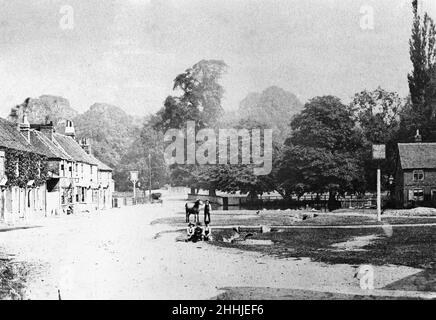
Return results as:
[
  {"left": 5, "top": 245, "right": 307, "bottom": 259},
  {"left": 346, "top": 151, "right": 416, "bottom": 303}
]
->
[
  {"left": 80, "top": 138, "right": 91, "bottom": 154},
  {"left": 415, "top": 129, "right": 422, "bottom": 143},
  {"left": 40, "top": 121, "right": 54, "bottom": 142},
  {"left": 64, "top": 120, "right": 75, "bottom": 139},
  {"left": 19, "top": 114, "right": 30, "bottom": 143}
]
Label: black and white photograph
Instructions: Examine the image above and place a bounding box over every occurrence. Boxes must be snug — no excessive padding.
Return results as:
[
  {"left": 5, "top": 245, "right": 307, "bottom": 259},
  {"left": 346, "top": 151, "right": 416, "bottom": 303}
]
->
[{"left": 0, "top": 0, "right": 435, "bottom": 304}]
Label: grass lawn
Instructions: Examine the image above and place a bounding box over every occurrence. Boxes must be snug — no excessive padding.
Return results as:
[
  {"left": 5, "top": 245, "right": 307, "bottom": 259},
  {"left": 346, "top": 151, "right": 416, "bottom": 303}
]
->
[
  {"left": 152, "top": 210, "right": 436, "bottom": 228},
  {"left": 151, "top": 211, "right": 302, "bottom": 227},
  {"left": 0, "top": 259, "right": 28, "bottom": 299},
  {"left": 211, "top": 226, "right": 436, "bottom": 270}
]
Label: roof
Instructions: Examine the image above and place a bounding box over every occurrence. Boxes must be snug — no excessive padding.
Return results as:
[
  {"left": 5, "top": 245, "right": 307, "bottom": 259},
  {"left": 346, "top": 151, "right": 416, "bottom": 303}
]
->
[
  {"left": 398, "top": 143, "right": 436, "bottom": 169},
  {"left": 88, "top": 153, "right": 113, "bottom": 171},
  {"left": 53, "top": 133, "right": 98, "bottom": 165},
  {"left": 29, "top": 130, "right": 72, "bottom": 160},
  {"left": 0, "top": 117, "right": 43, "bottom": 155}
]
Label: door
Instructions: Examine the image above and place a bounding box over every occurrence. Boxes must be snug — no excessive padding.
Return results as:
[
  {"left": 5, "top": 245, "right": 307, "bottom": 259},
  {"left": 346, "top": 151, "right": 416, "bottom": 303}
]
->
[{"left": 431, "top": 190, "right": 436, "bottom": 205}]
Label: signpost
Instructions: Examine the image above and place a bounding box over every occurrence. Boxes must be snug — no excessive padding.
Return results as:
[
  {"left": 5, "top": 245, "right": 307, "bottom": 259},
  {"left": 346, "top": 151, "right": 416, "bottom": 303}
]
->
[
  {"left": 129, "top": 171, "right": 139, "bottom": 202},
  {"left": 372, "top": 144, "right": 386, "bottom": 222}
]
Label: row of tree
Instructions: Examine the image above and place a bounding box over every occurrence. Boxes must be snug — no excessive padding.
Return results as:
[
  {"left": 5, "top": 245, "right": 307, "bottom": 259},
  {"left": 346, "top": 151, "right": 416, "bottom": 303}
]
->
[{"left": 135, "top": 1, "right": 436, "bottom": 202}]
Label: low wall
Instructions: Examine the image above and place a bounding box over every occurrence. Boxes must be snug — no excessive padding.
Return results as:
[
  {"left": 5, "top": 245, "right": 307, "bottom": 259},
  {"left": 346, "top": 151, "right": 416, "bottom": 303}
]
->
[{"left": 187, "top": 194, "right": 243, "bottom": 206}]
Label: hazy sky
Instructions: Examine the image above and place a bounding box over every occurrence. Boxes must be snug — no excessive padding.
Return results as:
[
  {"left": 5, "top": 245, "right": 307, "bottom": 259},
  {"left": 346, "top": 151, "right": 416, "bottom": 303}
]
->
[{"left": 0, "top": 0, "right": 435, "bottom": 117}]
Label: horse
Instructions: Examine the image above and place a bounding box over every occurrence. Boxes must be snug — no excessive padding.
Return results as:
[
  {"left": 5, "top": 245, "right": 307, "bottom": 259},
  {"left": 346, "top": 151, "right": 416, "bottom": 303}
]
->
[{"left": 185, "top": 200, "right": 202, "bottom": 223}]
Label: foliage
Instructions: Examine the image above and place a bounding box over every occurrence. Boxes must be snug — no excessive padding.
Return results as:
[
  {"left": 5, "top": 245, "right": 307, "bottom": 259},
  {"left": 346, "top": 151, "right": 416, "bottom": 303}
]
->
[
  {"left": 74, "top": 103, "right": 143, "bottom": 191},
  {"left": 8, "top": 95, "right": 78, "bottom": 131},
  {"left": 408, "top": 8, "right": 436, "bottom": 108},
  {"left": 154, "top": 60, "right": 228, "bottom": 192},
  {"left": 276, "top": 96, "right": 364, "bottom": 198},
  {"left": 350, "top": 87, "right": 402, "bottom": 143},
  {"left": 5, "top": 149, "right": 48, "bottom": 188},
  {"left": 350, "top": 88, "right": 404, "bottom": 191},
  {"left": 155, "top": 59, "right": 228, "bottom": 132},
  {"left": 119, "top": 115, "right": 170, "bottom": 192},
  {"left": 74, "top": 103, "right": 142, "bottom": 168},
  {"left": 232, "top": 86, "right": 303, "bottom": 143},
  {"left": 190, "top": 118, "right": 277, "bottom": 197},
  {"left": 404, "top": 4, "right": 436, "bottom": 141}
]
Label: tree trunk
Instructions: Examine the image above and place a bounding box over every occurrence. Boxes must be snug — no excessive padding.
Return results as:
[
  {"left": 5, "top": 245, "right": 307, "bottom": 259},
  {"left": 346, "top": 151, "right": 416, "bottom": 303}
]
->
[
  {"left": 209, "top": 189, "right": 216, "bottom": 197},
  {"left": 190, "top": 187, "right": 196, "bottom": 195}
]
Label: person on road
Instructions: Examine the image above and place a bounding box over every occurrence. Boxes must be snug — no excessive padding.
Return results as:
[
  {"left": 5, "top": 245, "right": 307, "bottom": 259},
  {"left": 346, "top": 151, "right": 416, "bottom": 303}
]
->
[
  {"left": 186, "top": 222, "right": 195, "bottom": 242},
  {"left": 203, "top": 222, "right": 212, "bottom": 241},
  {"left": 191, "top": 222, "right": 203, "bottom": 243},
  {"left": 204, "top": 200, "right": 212, "bottom": 224}
]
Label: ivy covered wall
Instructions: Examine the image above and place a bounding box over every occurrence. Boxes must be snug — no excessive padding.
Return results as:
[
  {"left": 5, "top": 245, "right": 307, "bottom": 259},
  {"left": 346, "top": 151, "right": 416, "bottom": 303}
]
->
[{"left": 5, "top": 148, "right": 49, "bottom": 188}]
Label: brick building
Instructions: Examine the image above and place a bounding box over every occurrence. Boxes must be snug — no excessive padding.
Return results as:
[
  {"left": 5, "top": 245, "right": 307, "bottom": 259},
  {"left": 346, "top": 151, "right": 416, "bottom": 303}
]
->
[{"left": 395, "top": 131, "right": 436, "bottom": 207}]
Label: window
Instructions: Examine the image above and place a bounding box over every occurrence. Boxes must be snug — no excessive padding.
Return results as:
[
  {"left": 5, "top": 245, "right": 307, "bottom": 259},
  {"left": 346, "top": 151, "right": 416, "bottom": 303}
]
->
[
  {"left": 413, "top": 170, "right": 424, "bottom": 181},
  {"left": 411, "top": 188, "right": 424, "bottom": 202}
]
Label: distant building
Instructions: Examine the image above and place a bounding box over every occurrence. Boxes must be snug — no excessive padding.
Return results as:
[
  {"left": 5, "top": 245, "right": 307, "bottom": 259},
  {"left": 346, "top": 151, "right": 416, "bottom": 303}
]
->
[
  {"left": 395, "top": 130, "right": 436, "bottom": 207},
  {"left": 0, "top": 115, "right": 114, "bottom": 225}
]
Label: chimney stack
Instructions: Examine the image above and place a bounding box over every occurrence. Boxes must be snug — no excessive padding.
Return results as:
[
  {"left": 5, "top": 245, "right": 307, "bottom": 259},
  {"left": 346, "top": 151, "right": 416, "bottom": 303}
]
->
[
  {"left": 415, "top": 129, "right": 422, "bottom": 143},
  {"left": 39, "top": 121, "right": 54, "bottom": 142},
  {"left": 64, "top": 120, "right": 75, "bottom": 139},
  {"left": 80, "top": 138, "right": 91, "bottom": 154},
  {"left": 19, "top": 114, "right": 30, "bottom": 143}
]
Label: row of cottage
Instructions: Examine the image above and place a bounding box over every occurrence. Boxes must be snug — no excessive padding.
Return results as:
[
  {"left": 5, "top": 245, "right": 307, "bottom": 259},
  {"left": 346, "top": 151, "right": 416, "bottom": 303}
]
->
[{"left": 0, "top": 115, "right": 114, "bottom": 224}]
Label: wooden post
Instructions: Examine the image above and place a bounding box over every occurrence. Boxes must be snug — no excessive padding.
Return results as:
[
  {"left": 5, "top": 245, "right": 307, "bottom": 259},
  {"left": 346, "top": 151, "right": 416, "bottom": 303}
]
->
[{"left": 377, "top": 168, "right": 381, "bottom": 222}]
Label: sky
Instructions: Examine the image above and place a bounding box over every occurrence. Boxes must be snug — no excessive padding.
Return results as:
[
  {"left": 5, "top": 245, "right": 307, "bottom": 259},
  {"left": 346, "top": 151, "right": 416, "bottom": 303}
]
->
[{"left": 0, "top": 0, "right": 435, "bottom": 117}]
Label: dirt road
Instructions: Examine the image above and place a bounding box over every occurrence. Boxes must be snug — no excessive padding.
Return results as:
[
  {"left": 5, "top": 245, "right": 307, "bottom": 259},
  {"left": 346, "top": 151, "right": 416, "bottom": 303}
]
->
[{"left": 0, "top": 197, "right": 426, "bottom": 299}]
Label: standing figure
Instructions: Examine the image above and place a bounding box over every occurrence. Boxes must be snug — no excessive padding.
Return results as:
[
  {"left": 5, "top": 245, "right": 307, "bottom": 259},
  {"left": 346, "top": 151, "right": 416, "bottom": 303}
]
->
[{"left": 204, "top": 199, "right": 212, "bottom": 224}]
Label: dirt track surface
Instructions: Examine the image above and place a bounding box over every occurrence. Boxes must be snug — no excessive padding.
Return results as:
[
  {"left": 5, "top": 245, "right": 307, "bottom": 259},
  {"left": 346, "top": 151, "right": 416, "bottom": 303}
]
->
[{"left": 0, "top": 197, "right": 428, "bottom": 299}]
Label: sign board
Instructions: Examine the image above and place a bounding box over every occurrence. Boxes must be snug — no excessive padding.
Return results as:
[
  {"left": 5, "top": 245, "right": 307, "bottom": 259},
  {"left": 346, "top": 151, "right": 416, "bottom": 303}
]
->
[
  {"left": 129, "top": 171, "right": 139, "bottom": 182},
  {"left": 372, "top": 144, "right": 386, "bottom": 160}
]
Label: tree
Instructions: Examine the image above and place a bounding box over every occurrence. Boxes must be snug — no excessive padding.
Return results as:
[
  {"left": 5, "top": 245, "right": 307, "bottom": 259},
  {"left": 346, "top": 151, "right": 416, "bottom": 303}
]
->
[
  {"left": 154, "top": 60, "right": 228, "bottom": 194},
  {"left": 350, "top": 88, "right": 404, "bottom": 191},
  {"left": 277, "top": 96, "right": 365, "bottom": 208},
  {"left": 194, "top": 119, "right": 277, "bottom": 198},
  {"left": 118, "top": 115, "right": 170, "bottom": 192},
  {"left": 404, "top": 0, "right": 436, "bottom": 140},
  {"left": 233, "top": 86, "right": 303, "bottom": 143},
  {"left": 155, "top": 59, "right": 228, "bottom": 132},
  {"left": 408, "top": 1, "right": 436, "bottom": 107}
]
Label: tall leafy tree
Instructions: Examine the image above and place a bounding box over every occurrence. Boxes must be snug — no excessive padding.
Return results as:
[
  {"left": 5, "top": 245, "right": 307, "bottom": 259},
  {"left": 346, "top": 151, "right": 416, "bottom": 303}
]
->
[
  {"left": 155, "top": 59, "right": 227, "bottom": 132},
  {"left": 404, "top": 0, "right": 436, "bottom": 140},
  {"left": 350, "top": 88, "right": 403, "bottom": 191},
  {"left": 197, "top": 119, "right": 277, "bottom": 199},
  {"left": 154, "top": 60, "right": 227, "bottom": 193},
  {"left": 233, "top": 86, "right": 303, "bottom": 143},
  {"left": 277, "top": 96, "right": 364, "bottom": 208},
  {"left": 408, "top": 0, "right": 436, "bottom": 107}
]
